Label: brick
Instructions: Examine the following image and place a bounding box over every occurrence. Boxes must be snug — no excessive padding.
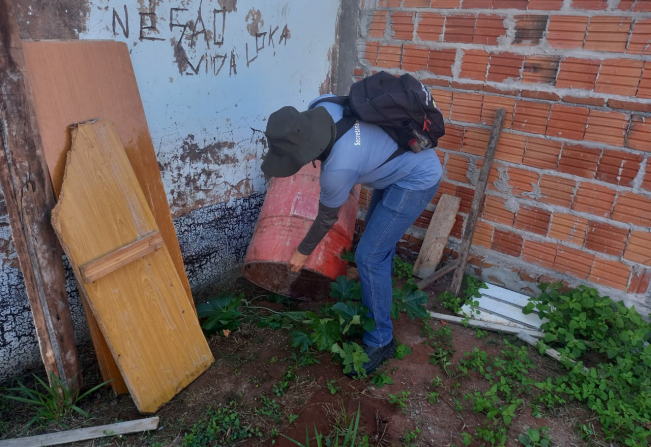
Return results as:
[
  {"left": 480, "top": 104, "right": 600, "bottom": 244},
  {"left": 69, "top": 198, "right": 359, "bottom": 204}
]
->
[
  {"left": 539, "top": 174, "right": 576, "bottom": 207},
  {"left": 627, "top": 19, "right": 651, "bottom": 55},
  {"left": 404, "top": 0, "right": 431, "bottom": 7},
  {"left": 572, "top": 183, "right": 617, "bottom": 217},
  {"left": 556, "top": 58, "right": 600, "bottom": 90},
  {"left": 513, "top": 101, "right": 551, "bottom": 135},
  {"left": 585, "top": 220, "right": 629, "bottom": 256},
  {"left": 554, "top": 245, "right": 595, "bottom": 280},
  {"left": 417, "top": 13, "right": 445, "bottom": 42},
  {"left": 607, "top": 99, "right": 651, "bottom": 113},
  {"left": 494, "top": 0, "right": 528, "bottom": 8},
  {"left": 522, "top": 55, "right": 560, "bottom": 85},
  {"left": 522, "top": 240, "right": 557, "bottom": 268},
  {"left": 462, "top": 128, "right": 492, "bottom": 156},
  {"left": 546, "top": 105, "right": 588, "bottom": 141},
  {"left": 368, "top": 11, "right": 387, "bottom": 38},
  {"left": 415, "top": 208, "right": 434, "bottom": 228},
  {"left": 584, "top": 17, "right": 633, "bottom": 53},
  {"left": 431, "top": 0, "right": 462, "bottom": 7},
  {"left": 481, "top": 95, "right": 515, "bottom": 129},
  {"left": 483, "top": 195, "right": 516, "bottom": 226},
  {"left": 422, "top": 78, "right": 450, "bottom": 87},
  {"left": 529, "top": 0, "right": 563, "bottom": 9},
  {"left": 617, "top": 0, "right": 635, "bottom": 10},
  {"left": 456, "top": 185, "right": 474, "bottom": 213},
  {"left": 487, "top": 53, "right": 524, "bottom": 83},
  {"left": 492, "top": 229, "right": 524, "bottom": 257},
  {"left": 427, "top": 49, "right": 456, "bottom": 77},
  {"left": 558, "top": 144, "right": 600, "bottom": 178},
  {"left": 562, "top": 95, "right": 606, "bottom": 107},
  {"left": 549, "top": 213, "right": 588, "bottom": 245},
  {"left": 628, "top": 267, "right": 651, "bottom": 294},
  {"left": 485, "top": 85, "right": 520, "bottom": 96},
  {"left": 451, "top": 92, "right": 484, "bottom": 123},
  {"left": 572, "top": 0, "right": 607, "bottom": 9},
  {"left": 584, "top": 110, "right": 629, "bottom": 147},
  {"left": 446, "top": 153, "right": 471, "bottom": 183},
  {"left": 432, "top": 182, "right": 457, "bottom": 205},
  {"left": 589, "top": 257, "right": 631, "bottom": 291},
  {"left": 460, "top": 50, "right": 490, "bottom": 81},
  {"left": 495, "top": 133, "right": 526, "bottom": 163},
  {"left": 595, "top": 59, "right": 645, "bottom": 97},
  {"left": 612, "top": 191, "right": 651, "bottom": 226},
  {"left": 521, "top": 90, "right": 560, "bottom": 101},
  {"left": 363, "top": 41, "right": 379, "bottom": 65},
  {"left": 474, "top": 14, "right": 507, "bottom": 45},
  {"left": 520, "top": 271, "right": 540, "bottom": 283},
  {"left": 451, "top": 81, "right": 486, "bottom": 91},
  {"left": 402, "top": 45, "right": 430, "bottom": 72},
  {"left": 595, "top": 149, "right": 643, "bottom": 187},
  {"left": 634, "top": 1, "right": 651, "bottom": 11},
  {"left": 513, "top": 15, "right": 547, "bottom": 46},
  {"left": 473, "top": 221, "right": 494, "bottom": 248},
  {"left": 624, "top": 231, "right": 651, "bottom": 266},
  {"left": 546, "top": 16, "right": 588, "bottom": 49},
  {"left": 508, "top": 167, "right": 540, "bottom": 196},
  {"left": 391, "top": 12, "right": 415, "bottom": 40},
  {"left": 376, "top": 44, "right": 402, "bottom": 69},
  {"left": 444, "top": 15, "right": 476, "bottom": 44},
  {"left": 638, "top": 64, "right": 651, "bottom": 99},
  {"left": 515, "top": 206, "right": 552, "bottom": 235},
  {"left": 438, "top": 124, "right": 464, "bottom": 150},
  {"left": 462, "top": 0, "right": 494, "bottom": 7},
  {"left": 431, "top": 89, "right": 452, "bottom": 119},
  {"left": 644, "top": 165, "right": 651, "bottom": 191},
  {"left": 451, "top": 214, "right": 465, "bottom": 238},
  {"left": 523, "top": 137, "right": 561, "bottom": 169},
  {"left": 626, "top": 115, "right": 651, "bottom": 151}
]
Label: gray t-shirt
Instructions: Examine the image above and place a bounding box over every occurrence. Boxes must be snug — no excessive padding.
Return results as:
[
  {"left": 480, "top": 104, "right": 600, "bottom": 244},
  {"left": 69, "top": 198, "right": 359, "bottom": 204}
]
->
[{"left": 296, "top": 95, "right": 443, "bottom": 255}]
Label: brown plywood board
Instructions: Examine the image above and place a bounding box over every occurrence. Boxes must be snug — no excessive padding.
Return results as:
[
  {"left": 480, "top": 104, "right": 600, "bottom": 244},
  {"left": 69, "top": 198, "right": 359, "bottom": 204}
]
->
[
  {"left": 52, "top": 120, "right": 213, "bottom": 413},
  {"left": 22, "top": 41, "right": 195, "bottom": 393}
]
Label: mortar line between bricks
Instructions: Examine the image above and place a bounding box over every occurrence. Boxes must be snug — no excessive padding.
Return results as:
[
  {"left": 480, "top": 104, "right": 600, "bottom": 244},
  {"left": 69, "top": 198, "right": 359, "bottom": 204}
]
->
[
  {"left": 367, "top": 8, "right": 651, "bottom": 18},
  {"left": 357, "top": 61, "right": 651, "bottom": 106}
]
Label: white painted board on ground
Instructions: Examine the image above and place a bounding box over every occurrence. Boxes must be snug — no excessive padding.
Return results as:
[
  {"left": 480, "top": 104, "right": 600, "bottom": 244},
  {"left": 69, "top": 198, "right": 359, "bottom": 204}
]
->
[{"left": 459, "top": 283, "right": 547, "bottom": 331}]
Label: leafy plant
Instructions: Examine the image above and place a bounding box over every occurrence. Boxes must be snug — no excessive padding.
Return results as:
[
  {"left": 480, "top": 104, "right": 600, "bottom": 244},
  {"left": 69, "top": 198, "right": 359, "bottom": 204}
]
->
[
  {"left": 3, "top": 372, "right": 110, "bottom": 429},
  {"left": 288, "top": 414, "right": 299, "bottom": 424},
  {"left": 437, "top": 275, "right": 487, "bottom": 314},
  {"left": 395, "top": 342, "right": 412, "bottom": 360},
  {"left": 391, "top": 282, "right": 429, "bottom": 320},
  {"left": 332, "top": 342, "right": 370, "bottom": 377},
  {"left": 340, "top": 250, "right": 356, "bottom": 263},
  {"left": 327, "top": 380, "right": 340, "bottom": 395},
  {"left": 393, "top": 257, "right": 414, "bottom": 281},
  {"left": 427, "top": 391, "right": 440, "bottom": 403},
  {"left": 282, "top": 405, "right": 364, "bottom": 447},
  {"left": 519, "top": 427, "right": 551, "bottom": 447},
  {"left": 183, "top": 402, "right": 262, "bottom": 446},
  {"left": 255, "top": 395, "right": 282, "bottom": 421},
  {"left": 403, "top": 427, "right": 421, "bottom": 446},
  {"left": 196, "top": 293, "right": 243, "bottom": 336},
  {"left": 371, "top": 373, "right": 393, "bottom": 389},
  {"left": 388, "top": 391, "right": 411, "bottom": 413}
]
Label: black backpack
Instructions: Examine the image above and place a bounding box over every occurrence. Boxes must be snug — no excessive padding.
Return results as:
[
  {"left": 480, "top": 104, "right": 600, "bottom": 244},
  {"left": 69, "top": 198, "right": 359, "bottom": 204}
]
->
[{"left": 312, "top": 71, "right": 446, "bottom": 165}]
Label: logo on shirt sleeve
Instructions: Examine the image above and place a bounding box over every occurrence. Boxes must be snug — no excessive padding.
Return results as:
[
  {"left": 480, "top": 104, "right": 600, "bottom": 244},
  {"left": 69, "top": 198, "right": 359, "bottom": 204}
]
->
[{"left": 354, "top": 122, "right": 361, "bottom": 146}]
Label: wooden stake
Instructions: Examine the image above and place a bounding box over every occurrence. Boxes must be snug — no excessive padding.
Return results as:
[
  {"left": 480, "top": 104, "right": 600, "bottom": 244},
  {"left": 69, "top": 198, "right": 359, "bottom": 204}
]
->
[
  {"left": 0, "top": 417, "right": 160, "bottom": 447},
  {"left": 0, "top": 0, "right": 81, "bottom": 389},
  {"left": 449, "top": 108, "right": 506, "bottom": 298},
  {"left": 417, "top": 261, "right": 458, "bottom": 290}
]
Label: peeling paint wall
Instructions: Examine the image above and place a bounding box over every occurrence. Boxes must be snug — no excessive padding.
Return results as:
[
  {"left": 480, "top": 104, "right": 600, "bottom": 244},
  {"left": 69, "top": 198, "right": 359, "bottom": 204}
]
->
[{"left": 1, "top": 0, "right": 342, "bottom": 382}]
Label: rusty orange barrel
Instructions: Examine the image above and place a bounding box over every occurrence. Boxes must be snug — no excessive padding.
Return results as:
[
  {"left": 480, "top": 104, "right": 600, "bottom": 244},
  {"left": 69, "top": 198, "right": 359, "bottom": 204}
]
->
[{"left": 243, "top": 162, "right": 359, "bottom": 299}]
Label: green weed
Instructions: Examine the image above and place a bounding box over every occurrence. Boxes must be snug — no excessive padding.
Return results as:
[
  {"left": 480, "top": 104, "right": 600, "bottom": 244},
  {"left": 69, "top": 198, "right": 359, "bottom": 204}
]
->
[
  {"left": 371, "top": 373, "right": 393, "bottom": 389},
  {"left": 388, "top": 391, "right": 411, "bottom": 413},
  {"left": 519, "top": 427, "right": 550, "bottom": 447},
  {"left": 182, "top": 402, "right": 262, "bottom": 446}
]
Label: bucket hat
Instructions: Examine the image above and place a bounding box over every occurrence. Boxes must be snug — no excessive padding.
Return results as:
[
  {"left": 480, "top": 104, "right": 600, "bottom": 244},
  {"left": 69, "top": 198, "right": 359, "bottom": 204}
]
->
[{"left": 262, "top": 106, "right": 335, "bottom": 178}]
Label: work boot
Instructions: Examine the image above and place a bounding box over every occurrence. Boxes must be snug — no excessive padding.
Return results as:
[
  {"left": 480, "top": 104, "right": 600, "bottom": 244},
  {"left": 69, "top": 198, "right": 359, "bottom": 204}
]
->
[{"left": 346, "top": 339, "right": 396, "bottom": 378}]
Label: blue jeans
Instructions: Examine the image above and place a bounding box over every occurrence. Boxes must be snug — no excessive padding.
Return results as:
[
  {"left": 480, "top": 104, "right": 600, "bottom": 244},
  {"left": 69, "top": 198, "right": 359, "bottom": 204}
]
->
[{"left": 356, "top": 182, "right": 440, "bottom": 348}]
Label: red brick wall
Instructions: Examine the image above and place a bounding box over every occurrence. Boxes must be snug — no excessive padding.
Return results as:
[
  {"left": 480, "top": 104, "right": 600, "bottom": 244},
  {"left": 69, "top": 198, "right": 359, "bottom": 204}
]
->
[{"left": 356, "top": 0, "right": 651, "bottom": 312}]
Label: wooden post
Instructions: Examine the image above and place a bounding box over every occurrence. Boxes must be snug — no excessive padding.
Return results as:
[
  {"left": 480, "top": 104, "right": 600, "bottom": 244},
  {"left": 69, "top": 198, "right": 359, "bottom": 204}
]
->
[
  {"left": 0, "top": 0, "right": 81, "bottom": 389},
  {"left": 449, "top": 108, "right": 506, "bottom": 298}
]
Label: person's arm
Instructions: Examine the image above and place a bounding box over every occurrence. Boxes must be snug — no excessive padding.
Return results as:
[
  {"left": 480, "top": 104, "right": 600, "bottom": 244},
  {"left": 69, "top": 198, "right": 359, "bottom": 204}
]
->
[{"left": 289, "top": 203, "right": 341, "bottom": 272}]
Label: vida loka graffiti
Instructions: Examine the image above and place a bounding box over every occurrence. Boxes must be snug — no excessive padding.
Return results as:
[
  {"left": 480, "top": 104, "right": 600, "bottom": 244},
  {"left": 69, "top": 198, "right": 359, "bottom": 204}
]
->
[{"left": 79, "top": 0, "right": 338, "bottom": 217}]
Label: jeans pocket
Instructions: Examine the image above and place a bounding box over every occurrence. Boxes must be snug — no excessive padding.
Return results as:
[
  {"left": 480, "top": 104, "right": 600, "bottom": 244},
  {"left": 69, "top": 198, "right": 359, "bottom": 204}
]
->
[{"left": 381, "top": 186, "right": 410, "bottom": 213}]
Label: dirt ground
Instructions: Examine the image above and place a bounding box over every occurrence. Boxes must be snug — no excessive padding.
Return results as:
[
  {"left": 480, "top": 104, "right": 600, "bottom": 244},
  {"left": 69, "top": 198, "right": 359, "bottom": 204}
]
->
[{"left": 0, "top": 276, "right": 601, "bottom": 447}]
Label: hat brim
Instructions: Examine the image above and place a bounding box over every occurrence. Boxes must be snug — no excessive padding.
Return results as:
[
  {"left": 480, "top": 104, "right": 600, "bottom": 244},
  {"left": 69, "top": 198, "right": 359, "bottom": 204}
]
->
[{"left": 261, "top": 107, "right": 335, "bottom": 178}]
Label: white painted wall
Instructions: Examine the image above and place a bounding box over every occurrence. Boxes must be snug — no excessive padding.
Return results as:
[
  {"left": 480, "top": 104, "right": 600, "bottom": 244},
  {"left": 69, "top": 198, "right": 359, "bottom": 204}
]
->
[{"left": 80, "top": 0, "right": 340, "bottom": 216}]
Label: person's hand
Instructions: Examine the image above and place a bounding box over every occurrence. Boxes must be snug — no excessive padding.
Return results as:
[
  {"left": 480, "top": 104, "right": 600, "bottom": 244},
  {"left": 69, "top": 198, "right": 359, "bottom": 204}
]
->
[{"left": 289, "top": 250, "right": 309, "bottom": 272}]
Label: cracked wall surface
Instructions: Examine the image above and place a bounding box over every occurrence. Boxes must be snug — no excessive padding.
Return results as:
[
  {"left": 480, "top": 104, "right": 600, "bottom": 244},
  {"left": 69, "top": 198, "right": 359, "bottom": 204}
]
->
[{"left": 1, "top": 0, "right": 342, "bottom": 382}]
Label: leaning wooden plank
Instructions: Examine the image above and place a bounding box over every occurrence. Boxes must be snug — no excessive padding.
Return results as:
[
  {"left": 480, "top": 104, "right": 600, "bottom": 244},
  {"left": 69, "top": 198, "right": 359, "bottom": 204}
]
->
[
  {"left": 417, "top": 261, "right": 458, "bottom": 290},
  {"left": 413, "top": 194, "right": 461, "bottom": 279},
  {"left": 449, "top": 109, "right": 506, "bottom": 297},
  {"left": 428, "top": 311, "right": 545, "bottom": 338},
  {"left": 0, "top": 417, "right": 159, "bottom": 447},
  {"left": 22, "top": 40, "right": 195, "bottom": 394},
  {"left": 0, "top": 0, "right": 81, "bottom": 390},
  {"left": 52, "top": 120, "right": 213, "bottom": 413},
  {"left": 80, "top": 231, "right": 164, "bottom": 283}
]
